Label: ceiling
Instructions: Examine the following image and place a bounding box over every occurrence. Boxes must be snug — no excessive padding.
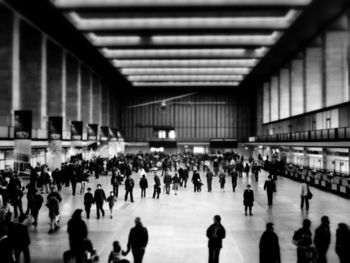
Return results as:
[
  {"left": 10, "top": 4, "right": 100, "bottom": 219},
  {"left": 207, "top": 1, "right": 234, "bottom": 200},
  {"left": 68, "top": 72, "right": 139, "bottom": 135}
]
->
[{"left": 51, "top": 0, "right": 313, "bottom": 88}]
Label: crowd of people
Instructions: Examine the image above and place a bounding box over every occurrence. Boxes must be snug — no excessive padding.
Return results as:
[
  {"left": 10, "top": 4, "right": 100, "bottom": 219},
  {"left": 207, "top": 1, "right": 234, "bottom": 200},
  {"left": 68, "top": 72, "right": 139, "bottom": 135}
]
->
[{"left": 0, "top": 151, "right": 349, "bottom": 263}]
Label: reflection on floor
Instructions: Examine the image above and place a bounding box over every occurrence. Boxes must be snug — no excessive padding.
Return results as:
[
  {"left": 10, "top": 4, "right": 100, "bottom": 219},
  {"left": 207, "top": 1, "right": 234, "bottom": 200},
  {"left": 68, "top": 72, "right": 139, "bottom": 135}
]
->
[{"left": 26, "top": 170, "right": 350, "bottom": 263}]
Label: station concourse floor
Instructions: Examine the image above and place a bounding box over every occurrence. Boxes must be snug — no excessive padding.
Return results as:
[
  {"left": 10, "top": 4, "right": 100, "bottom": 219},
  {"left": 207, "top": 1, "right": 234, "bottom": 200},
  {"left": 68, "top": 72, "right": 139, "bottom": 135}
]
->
[{"left": 25, "top": 170, "right": 350, "bottom": 263}]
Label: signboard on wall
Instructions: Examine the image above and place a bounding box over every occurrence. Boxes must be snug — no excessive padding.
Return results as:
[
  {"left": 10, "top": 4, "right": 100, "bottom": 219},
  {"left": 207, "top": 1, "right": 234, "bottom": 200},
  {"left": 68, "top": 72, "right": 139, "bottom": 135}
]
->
[
  {"left": 14, "top": 110, "right": 32, "bottom": 139},
  {"left": 14, "top": 139, "right": 31, "bottom": 172},
  {"left": 48, "top": 116, "right": 62, "bottom": 140},
  {"left": 87, "top": 124, "right": 98, "bottom": 141},
  {"left": 71, "top": 121, "right": 83, "bottom": 141},
  {"left": 109, "top": 128, "right": 118, "bottom": 142}
]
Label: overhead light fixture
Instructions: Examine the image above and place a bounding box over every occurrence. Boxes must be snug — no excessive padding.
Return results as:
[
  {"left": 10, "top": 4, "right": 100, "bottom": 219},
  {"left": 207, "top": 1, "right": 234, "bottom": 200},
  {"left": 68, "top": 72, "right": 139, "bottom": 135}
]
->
[
  {"left": 102, "top": 48, "right": 266, "bottom": 58},
  {"left": 85, "top": 32, "right": 280, "bottom": 46},
  {"left": 55, "top": 0, "right": 311, "bottom": 8},
  {"left": 86, "top": 33, "right": 142, "bottom": 45},
  {"left": 112, "top": 59, "right": 258, "bottom": 67},
  {"left": 151, "top": 32, "right": 280, "bottom": 45},
  {"left": 132, "top": 81, "right": 239, "bottom": 87},
  {"left": 127, "top": 75, "right": 244, "bottom": 81},
  {"left": 68, "top": 10, "right": 300, "bottom": 30},
  {"left": 121, "top": 67, "right": 251, "bottom": 75}
]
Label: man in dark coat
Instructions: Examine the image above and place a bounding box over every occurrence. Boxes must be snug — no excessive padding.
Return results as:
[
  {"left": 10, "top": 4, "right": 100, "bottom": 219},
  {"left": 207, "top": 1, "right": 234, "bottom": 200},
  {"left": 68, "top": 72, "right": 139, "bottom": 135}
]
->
[
  {"left": 67, "top": 209, "right": 88, "bottom": 263},
  {"left": 206, "top": 215, "right": 226, "bottom": 263},
  {"left": 231, "top": 169, "right": 238, "bottom": 192},
  {"left": 314, "top": 216, "right": 331, "bottom": 263},
  {"left": 11, "top": 215, "right": 31, "bottom": 263},
  {"left": 259, "top": 223, "right": 281, "bottom": 263},
  {"left": 243, "top": 184, "right": 254, "bottom": 216},
  {"left": 206, "top": 169, "right": 214, "bottom": 192},
  {"left": 263, "top": 176, "right": 276, "bottom": 205},
  {"left": 124, "top": 175, "right": 135, "bottom": 202},
  {"left": 152, "top": 172, "right": 161, "bottom": 199},
  {"left": 122, "top": 217, "right": 148, "bottom": 263},
  {"left": 191, "top": 169, "right": 201, "bottom": 192},
  {"left": 163, "top": 173, "right": 172, "bottom": 194},
  {"left": 31, "top": 189, "right": 44, "bottom": 226},
  {"left": 83, "top": 188, "right": 94, "bottom": 219},
  {"left": 94, "top": 184, "right": 106, "bottom": 219}
]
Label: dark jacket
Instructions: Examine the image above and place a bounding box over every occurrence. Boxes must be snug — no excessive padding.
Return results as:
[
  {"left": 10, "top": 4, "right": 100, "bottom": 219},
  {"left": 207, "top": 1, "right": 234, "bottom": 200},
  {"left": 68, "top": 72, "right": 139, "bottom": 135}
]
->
[
  {"left": 264, "top": 180, "right": 276, "bottom": 193},
  {"left": 84, "top": 192, "right": 94, "bottom": 207},
  {"left": 94, "top": 189, "right": 106, "bottom": 204},
  {"left": 67, "top": 218, "right": 88, "bottom": 245},
  {"left": 140, "top": 178, "right": 148, "bottom": 189},
  {"left": 125, "top": 177, "right": 135, "bottom": 190},
  {"left": 206, "top": 223, "right": 226, "bottom": 248},
  {"left": 127, "top": 224, "right": 148, "bottom": 250},
  {"left": 259, "top": 230, "right": 281, "bottom": 263},
  {"left": 243, "top": 189, "right": 254, "bottom": 206},
  {"left": 154, "top": 175, "right": 161, "bottom": 187},
  {"left": 314, "top": 225, "right": 330, "bottom": 253}
]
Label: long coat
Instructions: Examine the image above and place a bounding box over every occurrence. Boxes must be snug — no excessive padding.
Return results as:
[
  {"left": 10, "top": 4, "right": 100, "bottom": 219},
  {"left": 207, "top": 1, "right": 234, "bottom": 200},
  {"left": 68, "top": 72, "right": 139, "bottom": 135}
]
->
[
  {"left": 259, "top": 230, "right": 281, "bottom": 263},
  {"left": 243, "top": 189, "right": 254, "bottom": 206}
]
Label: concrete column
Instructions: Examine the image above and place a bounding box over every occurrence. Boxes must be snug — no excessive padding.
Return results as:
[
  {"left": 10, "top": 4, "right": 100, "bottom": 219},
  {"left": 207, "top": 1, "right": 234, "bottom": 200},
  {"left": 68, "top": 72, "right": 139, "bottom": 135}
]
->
[
  {"left": 41, "top": 35, "right": 47, "bottom": 129},
  {"left": 322, "top": 148, "right": 328, "bottom": 170},
  {"left": 92, "top": 75, "right": 101, "bottom": 125},
  {"left": 303, "top": 147, "right": 309, "bottom": 167},
  {"left": 20, "top": 20, "right": 42, "bottom": 130},
  {"left": 77, "top": 63, "right": 81, "bottom": 120},
  {"left": 0, "top": 6, "right": 14, "bottom": 125},
  {"left": 80, "top": 66, "right": 91, "bottom": 125},
  {"left": 101, "top": 82, "right": 110, "bottom": 126},
  {"left": 12, "top": 13, "right": 21, "bottom": 114},
  {"left": 61, "top": 51, "right": 66, "bottom": 131},
  {"left": 65, "top": 54, "right": 79, "bottom": 130}
]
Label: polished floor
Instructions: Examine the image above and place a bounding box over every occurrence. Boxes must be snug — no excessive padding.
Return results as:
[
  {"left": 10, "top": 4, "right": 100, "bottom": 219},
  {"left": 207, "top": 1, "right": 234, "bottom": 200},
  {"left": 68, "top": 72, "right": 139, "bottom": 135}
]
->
[{"left": 24, "top": 169, "right": 350, "bottom": 263}]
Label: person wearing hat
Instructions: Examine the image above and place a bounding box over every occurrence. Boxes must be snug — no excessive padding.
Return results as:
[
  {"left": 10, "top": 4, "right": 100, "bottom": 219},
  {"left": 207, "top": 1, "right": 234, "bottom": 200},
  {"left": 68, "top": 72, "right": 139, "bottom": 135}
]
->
[
  {"left": 314, "top": 216, "right": 331, "bottom": 263},
  {"left": 259, "top": 223, "right": 281, "bottom": 263},
  {"left": 206, "top": 215, "right": 226, "bottom": 263},
  {"left": 243, "top": 184, "right": 254, "bottom": 216}
]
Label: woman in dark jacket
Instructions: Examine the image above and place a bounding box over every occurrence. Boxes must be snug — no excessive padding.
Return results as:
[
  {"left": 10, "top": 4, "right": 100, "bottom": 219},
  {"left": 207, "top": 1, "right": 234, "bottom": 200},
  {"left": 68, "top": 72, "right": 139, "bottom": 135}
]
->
[
  {"left": 243, "top": 184, "right": 254, "bottom": 216},
  {"left": 67, "top": 209, "right": 88, "bottom": 263},
  {"left": 139, "top": 175, "right": 148, "bottom": 198}
]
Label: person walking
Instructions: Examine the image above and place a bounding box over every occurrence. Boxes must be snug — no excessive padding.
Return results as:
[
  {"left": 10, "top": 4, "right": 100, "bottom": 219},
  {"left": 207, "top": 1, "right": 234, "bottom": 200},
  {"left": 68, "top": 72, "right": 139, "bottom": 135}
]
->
[
  {"left": 259, "top": 223, "right": 281, "bottom": 263},
  {"left": 314, "top": 216, "right": 331, "bottom": 263},
  {"left": 172, "top": 173, "right": 180, "bottom": 195},
  {"left": 163, "top": 172, "right": 172, "bottom": 195},
  {"left": 122, "top": 217, "right": 149, "bottom": 263},
  {"left": 206, "top": 215, "right": 226, "bottom": 263},
  {"left": 263, "top": 176, "right": 276, "bottom": 205},
  {"left": 252, "top": 162, "right": 261, "bottom": 182},
  {"left": 83, "top": 188, "right": 94, "bottom": 219},
  {"left": 107, "top": 191, "right": 117, "bottom": 219},
  {"left": 243, "top": 184, "right": 254, "bottom": 216},
  {"left": 111, "top": 172, "right": 121, "bottom": 198},
  {"left": 300, "top": 182, "right": 311, "bottom": 211},
  {"left": 335, "top": 223, "right": 350, "bottom": 263},
  {"left": 12, "top": 214, "right": 31, "bottom": 263},
  {"left": 94, "top": 184, "right": 106, "bottom": 219},
  {"left": 139, "top": 174, "right": 148, "bottom": 198},
  {"left": 124, "top": 175, "right": 135, "bottom": 203},
  {"left": 152, "top": 172, "right": 161, "bottom": 199},
  {"left": 219, "top": 171, "right": 226, "bottom": 190},
  {"left": 47, "top": 186, "right": 62, "bottom": 234},
  {"left": 67, "top": 209, "right": 88, "bottom": 263},
  {"left": 192, "top": 169, "right": 201, "bottom": 192},
  {"left": 244, "top": 163, "right": 250, "bottom": 177},
  {"left": 206, "top": 169, "right": 214, "bottom": 192},
  {"left": 31, "top": 189, "right": 43, "bottom": 226},
  {"left": 293, "top": 219, "right": 316, "bottom": 263},
  {"left": 231, "top": 169, "right": 238, "bottom": 192}
]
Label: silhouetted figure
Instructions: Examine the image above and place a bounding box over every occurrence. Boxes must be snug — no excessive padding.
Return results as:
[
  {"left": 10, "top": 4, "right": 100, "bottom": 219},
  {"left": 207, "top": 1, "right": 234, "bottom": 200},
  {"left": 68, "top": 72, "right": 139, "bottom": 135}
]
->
[
  {"left": 84, "top": 188, "right": 94, "bottom": 219},
  {"left": 335, "top": 223, "right": 350, "bottom": 263},
  {"left": 0, "top": 224, "right": 13, "bottom": 263},
  {"left": 314, "top": 216, "right": 330, "bottom": 263},
  {"left": 192, "top": 169, "right": 201, "bottom": 192},
  {"left": 243, "top": 184, "right": 254, "bottom": 216},
  {"left": 263, "top": 176, "right": 276, "bottom": 205},
  {"left": 124, "top": 175, "right": 134, "bottom": 202},
  {"left": 13, "top": 215, "right": 31, "bottom": 263},
  {"left": 94, "top": 184, "right": 106, "bottom": 219},
  {"left": 111, "top": 172, "right": 120, "bottom": 198},
  {"left": 67, "top": 209, "right": 88, "bottom": 263},
  {"left": 231, "top": 169, "right": 238, "bottom": 192},
  {"left": 140, "top": 174, "right": 148, "bottom": 198},
  {"left": 300, "top": 182, "right": 310, "bottom": 211},
  {"left": 163, "top": 172, "right": 172, "bottom": 194},
  {"left": 206, "top": 169, "right": 214, "bottom": 192},
  {"left": 107, "top": 191, "right": 117, "bottom": 219},
  {"left": 47, "top": 186, "right": 62, "bottom": 234},
  {"left": 31, "top": 189, "right": 43, "bottom": 226},
  {"left": 293, "top": 219, "right": 316, "bottom": 263},
  {"left": 122, "top": 217, "right": 148, "bottom": 263},
  {"left": 152, "top": 172, "right": 161, "bottom": 199},
  {"left": 259, "top": 223, "right": 281, "bottom": 263},
  {"left": 219, "top": 171, "right": 226, "bottom": 190},
  {"left": 206, "top": 215, "right": 226, "bottom": 263}
]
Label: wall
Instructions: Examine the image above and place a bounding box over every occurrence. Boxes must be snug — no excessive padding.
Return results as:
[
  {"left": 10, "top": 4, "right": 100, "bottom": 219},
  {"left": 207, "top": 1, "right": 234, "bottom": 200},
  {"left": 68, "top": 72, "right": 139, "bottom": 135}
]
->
[
  {"left": 116, "top": 90, "right": 252, "bottom": 142},
  {"left": 0, "top": 3, "right": 114, "bottom": 138},
  {"left": 256, "top": 13, "right": 350, "bottom": 136}
]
